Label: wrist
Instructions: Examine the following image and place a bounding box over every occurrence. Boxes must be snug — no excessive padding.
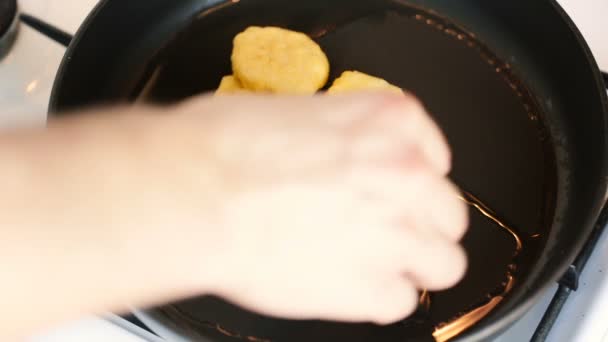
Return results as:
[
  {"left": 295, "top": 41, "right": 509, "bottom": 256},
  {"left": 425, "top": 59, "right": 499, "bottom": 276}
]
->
[{"left": 126, "top": 109, "right": 232, "bottom": 297}]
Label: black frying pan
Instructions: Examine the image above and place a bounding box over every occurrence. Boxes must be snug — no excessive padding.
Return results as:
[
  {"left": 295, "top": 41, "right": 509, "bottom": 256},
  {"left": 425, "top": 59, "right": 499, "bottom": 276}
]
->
[{"left": 41, "top": 0, "right": 608, "bottom": 341}]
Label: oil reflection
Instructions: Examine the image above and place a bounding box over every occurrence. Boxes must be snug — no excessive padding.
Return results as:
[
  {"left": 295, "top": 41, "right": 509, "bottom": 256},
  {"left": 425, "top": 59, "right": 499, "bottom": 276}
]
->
[{"left": 432, "top": 192, "right": 524, "bottom": 342}]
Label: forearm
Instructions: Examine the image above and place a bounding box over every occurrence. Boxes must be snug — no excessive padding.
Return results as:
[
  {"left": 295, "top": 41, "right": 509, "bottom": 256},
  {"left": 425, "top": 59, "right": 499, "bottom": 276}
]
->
[{"left": 0, "top": 108, "right": 217, "bottom": 338}]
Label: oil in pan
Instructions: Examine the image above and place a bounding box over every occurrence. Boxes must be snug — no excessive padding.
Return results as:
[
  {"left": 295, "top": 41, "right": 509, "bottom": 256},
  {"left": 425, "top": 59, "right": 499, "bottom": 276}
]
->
[{"left": 134, "top": 3, "right": 557, "bottom": 341}]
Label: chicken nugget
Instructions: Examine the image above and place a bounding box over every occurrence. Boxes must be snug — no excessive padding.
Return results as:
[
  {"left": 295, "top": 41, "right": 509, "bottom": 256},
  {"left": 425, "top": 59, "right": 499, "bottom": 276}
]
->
[
  {"left": 215, "top": 75, "right": 246, "bottom": 94},
  {"left": 232, "top": 26, "right": 330, "bottom": 94},
  {"left": 328, "top": 71, "right": 402, "bottom": 94}
]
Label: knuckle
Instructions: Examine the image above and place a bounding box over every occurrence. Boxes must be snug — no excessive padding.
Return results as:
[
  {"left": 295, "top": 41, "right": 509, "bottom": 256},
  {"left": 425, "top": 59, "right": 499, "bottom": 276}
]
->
[
  {"left": 373, "top": 92, "right": 423, "bottom": 125},
  {"left": 438, "top": 143, "right": 453, "bottom": 175},
  {"left": 399, "top": 91, "right": 425, "bottom": 112},
  {"left": 402, "top": 145, "right": 430, "bottom": 171},
  {"left": 440, "top": 245, "right": 468, "bottom": 289},
  {"left": 416, "top": 242, "right": 467, "bottom": 291},
  {"left": 435, "top": 180, "right": 468, "bottom": 237},
  {"left": 445, "top": 190, "right": 470, "bottom": 241},
  {"left": 453, "top": 199, "right": 470, "bottom": 240},
  {"left": 370, "top": 282, "right": 418, "bottom": 325}
]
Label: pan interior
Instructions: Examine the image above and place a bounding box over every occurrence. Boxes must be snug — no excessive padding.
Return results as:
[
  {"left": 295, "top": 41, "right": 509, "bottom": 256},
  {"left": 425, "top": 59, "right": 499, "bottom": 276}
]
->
[{"left": 133, "top": 1, "right": 557, "bottom": 341}]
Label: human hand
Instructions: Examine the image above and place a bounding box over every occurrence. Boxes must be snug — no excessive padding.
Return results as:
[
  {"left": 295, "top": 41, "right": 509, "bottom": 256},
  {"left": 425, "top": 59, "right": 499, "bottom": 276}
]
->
[{"left": 161, "top": 92, "right": 468, "bottom": 325}]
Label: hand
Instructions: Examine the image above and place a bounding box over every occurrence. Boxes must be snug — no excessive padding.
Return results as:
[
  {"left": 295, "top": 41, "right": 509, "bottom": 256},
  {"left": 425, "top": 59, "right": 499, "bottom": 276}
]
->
[{"left": 162, "top": 92, "right": 468, "bottom": 325}]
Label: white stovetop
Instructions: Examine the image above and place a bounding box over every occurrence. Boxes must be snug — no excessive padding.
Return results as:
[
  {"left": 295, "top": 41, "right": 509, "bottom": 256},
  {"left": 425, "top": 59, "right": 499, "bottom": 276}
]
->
[{"left": 3, "top": 0, "right": 607, "bottom": 341}]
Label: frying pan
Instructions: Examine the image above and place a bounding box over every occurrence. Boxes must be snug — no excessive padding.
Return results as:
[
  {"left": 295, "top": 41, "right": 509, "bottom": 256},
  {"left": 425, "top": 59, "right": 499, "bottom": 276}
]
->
[{"left": 43, "top": 0, "right": 608, "bottom": 341}]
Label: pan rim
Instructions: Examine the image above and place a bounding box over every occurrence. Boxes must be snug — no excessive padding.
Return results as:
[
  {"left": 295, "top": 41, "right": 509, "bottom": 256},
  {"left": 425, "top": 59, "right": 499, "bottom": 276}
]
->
[
  {"left": 452, "top": 1, "right": 608, "bottom": 340},
  {"left": 47, "top": 0, "right": 109, "bottom": 114}
]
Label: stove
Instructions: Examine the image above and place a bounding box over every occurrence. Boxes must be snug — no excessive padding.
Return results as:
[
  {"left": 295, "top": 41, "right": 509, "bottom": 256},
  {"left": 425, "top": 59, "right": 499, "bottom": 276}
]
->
[{"left": 5, "top": 1, "right": 607, "bottom": 341}]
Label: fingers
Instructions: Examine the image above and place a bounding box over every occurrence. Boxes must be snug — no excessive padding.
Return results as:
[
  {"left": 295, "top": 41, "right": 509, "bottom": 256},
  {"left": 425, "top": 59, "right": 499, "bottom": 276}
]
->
[
  {"left": 392, "top": 228, "right": 468, "bottom": 290},
  {"left": 348, "top": 160, "right": 469, "bottom": 291},
  {"left": 402, "top": 168, "right": 469, "bottom": 241},
  {"left": 288, "top": 276, "right": 419, "bottom": 326},
  {"left": 347, "top": 163, "right": 468, "bottom": 242},
  {"left": 348, "top": 93, "right": 452, "bottom": 175},
  {"left": 365, "top": 278, "right": 420, "bottom": 325},
  {"left": 387, "top": 95, "right": 452, "bottom": 175},
  {"left": 360, "top": 211, "right": 467, "bottom": 292},
  {"left": 336, "top": 93, "right": 468, "bottom": 292}
]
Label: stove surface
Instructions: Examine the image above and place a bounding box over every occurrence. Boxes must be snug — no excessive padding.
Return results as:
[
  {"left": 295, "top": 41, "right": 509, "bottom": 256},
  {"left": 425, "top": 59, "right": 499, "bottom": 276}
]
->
[{"left": 3, "top": 1, "right": 607, "bottom": 341}]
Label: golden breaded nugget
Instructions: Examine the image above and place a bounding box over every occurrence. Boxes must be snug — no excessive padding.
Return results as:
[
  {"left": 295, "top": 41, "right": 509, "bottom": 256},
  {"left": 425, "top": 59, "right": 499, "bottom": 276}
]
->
[
  {"left": 328, "top": 71, "right": 402, "bottom": 94},
  {"left": 216, "top": 75, "right": 246, "bottom": 94},
  {"left": 231, "top": 26, "right": 330, "bottom": 94}
]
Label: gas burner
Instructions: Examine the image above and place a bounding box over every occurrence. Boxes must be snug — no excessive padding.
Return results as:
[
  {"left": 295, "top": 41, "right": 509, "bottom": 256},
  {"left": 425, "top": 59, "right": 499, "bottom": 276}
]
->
[{"left": 0, "top": 0, "right": 18, "bottom": 60}]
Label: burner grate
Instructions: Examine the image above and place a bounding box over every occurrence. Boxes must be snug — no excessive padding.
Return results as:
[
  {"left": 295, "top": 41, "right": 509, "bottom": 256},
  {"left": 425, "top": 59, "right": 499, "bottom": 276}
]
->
[{"left": 531, "top": 200, "right": 608, "bottom": 341}]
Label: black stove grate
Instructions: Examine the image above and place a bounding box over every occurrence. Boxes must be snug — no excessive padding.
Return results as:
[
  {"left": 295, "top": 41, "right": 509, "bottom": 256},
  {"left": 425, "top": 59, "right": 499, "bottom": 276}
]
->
[
  {"left": 20, "top": 13, "right": 71, "bottom": 47},
  {"left": 531, "top": 200, "right": 608, "bottom": 341}
]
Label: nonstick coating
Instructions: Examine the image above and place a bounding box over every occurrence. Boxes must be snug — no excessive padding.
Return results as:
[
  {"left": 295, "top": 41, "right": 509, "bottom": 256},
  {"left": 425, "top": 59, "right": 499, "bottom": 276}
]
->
[{"left": 49, "top": 0, "right": 608, "bottom": 341}]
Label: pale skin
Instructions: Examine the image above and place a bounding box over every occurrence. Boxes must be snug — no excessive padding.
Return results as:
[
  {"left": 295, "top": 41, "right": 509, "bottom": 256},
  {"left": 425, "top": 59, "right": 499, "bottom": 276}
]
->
[{"left": 0, "top": 92, "right": 468, "bottom": 339}]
